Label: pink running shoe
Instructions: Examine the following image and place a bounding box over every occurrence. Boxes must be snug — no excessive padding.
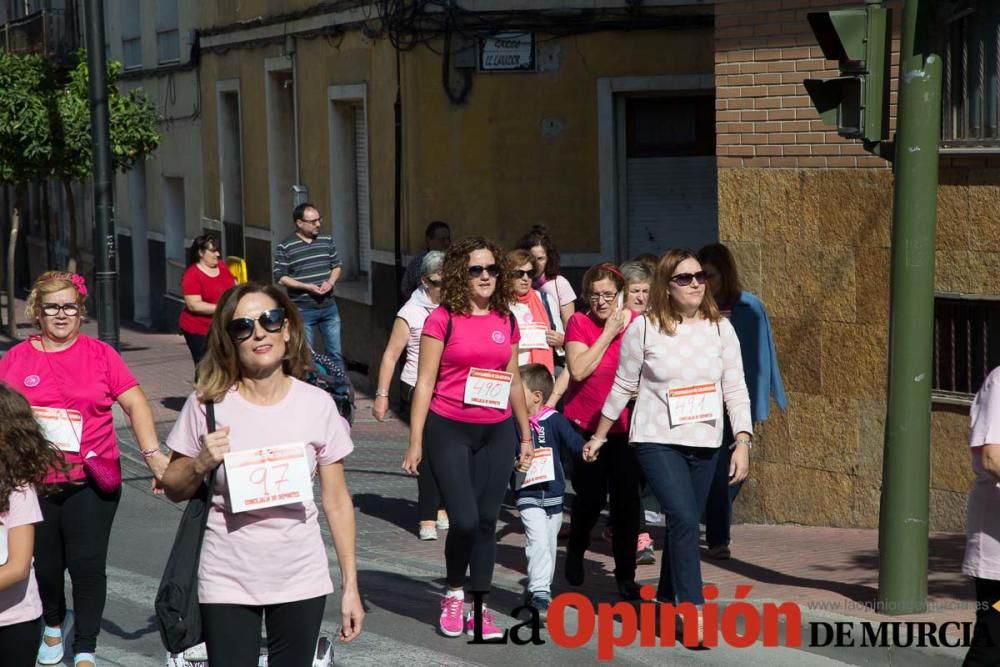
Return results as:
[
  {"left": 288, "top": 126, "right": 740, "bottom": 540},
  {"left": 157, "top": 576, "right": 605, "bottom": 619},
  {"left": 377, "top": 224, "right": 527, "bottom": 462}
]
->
[
  {"left": 465, "top": 606, "right": 504, "bottom": 640},
  {"left": 439, "top": 596, "right": 465, "bottom": 637}
]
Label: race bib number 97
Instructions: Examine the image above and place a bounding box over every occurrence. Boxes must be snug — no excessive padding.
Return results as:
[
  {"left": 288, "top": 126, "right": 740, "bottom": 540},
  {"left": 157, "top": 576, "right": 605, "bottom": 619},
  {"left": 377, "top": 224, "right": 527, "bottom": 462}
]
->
[{"left": 224, "top": 443, "right": 314, "bottom": 513}]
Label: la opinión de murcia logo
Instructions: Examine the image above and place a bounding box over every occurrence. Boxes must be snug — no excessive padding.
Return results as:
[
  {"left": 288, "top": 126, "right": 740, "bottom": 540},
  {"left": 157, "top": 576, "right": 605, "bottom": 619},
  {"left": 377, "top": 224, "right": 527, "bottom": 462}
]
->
[{"left": 465, "top": 585, "right": 977, "bottom": 660}]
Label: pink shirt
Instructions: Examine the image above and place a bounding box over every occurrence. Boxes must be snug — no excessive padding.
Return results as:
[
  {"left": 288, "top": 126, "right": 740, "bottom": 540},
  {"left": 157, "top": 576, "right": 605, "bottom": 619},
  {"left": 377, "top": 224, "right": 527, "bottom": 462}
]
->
[
  {"left": 396, "top": 296, "right": 437, "bottom": 387},
  {"left": 562, "top": 310, "right": 634, "bottom": 434},
  {"left": 538, "top": 275, "right": 576, "bottom": 308},
  {"left": 0, "top": 486, "right": 43, "bottom": 626},
  {"left": 167, "top": 379, "right": 353, "bottom": 605},
  {"left": 422, "top": 308, "right": 520, "bottom": 424},
  {"left": 0, "top": 335, "right": 138, "bottom": 483},
  {"left": 964, "top": 367, "right": 1000, "bottom": 579}
]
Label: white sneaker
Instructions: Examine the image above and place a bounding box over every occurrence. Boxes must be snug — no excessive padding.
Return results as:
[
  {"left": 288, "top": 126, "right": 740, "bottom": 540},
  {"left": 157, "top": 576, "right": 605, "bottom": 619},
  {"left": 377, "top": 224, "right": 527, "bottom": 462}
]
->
[
  {"left": 419, "top": 525, "right": 438, "bottom": 540},
  {"left": 436, "top": 513, "right": 449, "bottom": 530}
]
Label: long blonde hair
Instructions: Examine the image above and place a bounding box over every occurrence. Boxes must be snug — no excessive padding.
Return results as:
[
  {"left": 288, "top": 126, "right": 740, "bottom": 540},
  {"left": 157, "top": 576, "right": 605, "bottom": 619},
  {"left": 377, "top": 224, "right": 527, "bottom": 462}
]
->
[
  {"left": 194, "top": 283, "right": 311, "bottom": 402},
  {"left": 646, "top": 249, "right": 721, "bottom": 335}
]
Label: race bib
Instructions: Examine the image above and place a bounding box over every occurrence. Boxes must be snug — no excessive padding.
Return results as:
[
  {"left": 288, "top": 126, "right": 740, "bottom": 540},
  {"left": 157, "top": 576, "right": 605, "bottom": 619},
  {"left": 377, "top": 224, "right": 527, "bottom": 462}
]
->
[
  {"left": 518, "top": 323, "right": 549, "bottom": 351},
  {"left": 521, "top": 447, "right": 555, "bottom": 488},
  {"left": 33, "top": 406, "right": 83, "bottom": 453},
  {"left": 463, "top": 368, "right": 513, "bottom": 409},
  {"left": 666, "top": 383, "right": 722, "bottom": 427},
  {"left": 224, "top": 443, "right": 314, "bottom": 513}
]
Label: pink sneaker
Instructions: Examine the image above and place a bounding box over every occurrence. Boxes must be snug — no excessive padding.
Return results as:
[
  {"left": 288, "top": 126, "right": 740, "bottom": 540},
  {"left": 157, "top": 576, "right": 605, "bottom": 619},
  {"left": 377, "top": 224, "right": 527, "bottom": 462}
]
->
[
  {"left": 439, "top": 596, "right": 465, "bottom": 637},
  {"left": 465, "top": 606, "right": 504, "bottom": 639}
]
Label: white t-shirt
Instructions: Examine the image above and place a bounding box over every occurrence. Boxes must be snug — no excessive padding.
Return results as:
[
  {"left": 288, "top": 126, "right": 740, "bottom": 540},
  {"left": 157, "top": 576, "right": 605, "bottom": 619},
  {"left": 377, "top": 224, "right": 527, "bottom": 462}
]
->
[
  {"left": 0, "top": 486, "right": 43, "bottom": 626},
  {"left": 167, "top": 380, "right": 353, "bottom": 605},
  {"left": 396, "top": 293, "right": 437, "bottom": 387},
  {"left": 964, "top": 366, "right": 1000, "bottom": 579}
]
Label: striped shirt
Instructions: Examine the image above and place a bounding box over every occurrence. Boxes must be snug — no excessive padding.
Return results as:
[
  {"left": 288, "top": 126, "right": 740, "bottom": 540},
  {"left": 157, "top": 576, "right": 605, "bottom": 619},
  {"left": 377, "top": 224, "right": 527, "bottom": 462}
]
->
[{"left": 273, "top": 233, "right": 341, "bottom": 309}]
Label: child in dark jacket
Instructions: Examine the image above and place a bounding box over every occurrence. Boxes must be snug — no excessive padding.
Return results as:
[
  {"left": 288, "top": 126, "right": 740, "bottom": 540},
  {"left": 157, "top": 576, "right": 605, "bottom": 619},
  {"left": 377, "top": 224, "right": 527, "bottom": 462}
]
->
[{"left": 515, "top": 364, "right": 585, "bottom": 617}]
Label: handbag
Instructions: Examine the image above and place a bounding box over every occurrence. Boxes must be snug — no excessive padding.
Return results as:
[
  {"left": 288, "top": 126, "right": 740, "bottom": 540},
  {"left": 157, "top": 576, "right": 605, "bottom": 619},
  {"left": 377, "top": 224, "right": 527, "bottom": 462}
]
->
[
  {"left": 155, "top": 401, "right": 218, "bottom": 654},
  {"left": 82, "top": 452, "right": 122, "bottom": 494}
]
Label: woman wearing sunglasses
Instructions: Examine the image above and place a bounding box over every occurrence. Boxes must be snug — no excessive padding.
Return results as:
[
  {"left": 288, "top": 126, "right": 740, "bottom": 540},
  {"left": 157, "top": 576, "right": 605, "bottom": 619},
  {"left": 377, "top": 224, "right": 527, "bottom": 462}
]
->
[
  {"left": 373, "top": 250, "right": 450, "bottom": 540},
  {"left": 584, "top": 249, "right": 752, "bottom": 641},
  {"left": 560, "top": 262, "right": 643, "bottom": 601},
  {"left": 402, "top": 237, "right": 533, "bottom": 640},
  {"left": 160, "top": 283, "right": 363, "bottom": 665},
  {"left": 0, "top": 271, "right": 169, "bottom": 667},
  {"left": 507, "top": 249, "right": 561, "bottom": 375}
]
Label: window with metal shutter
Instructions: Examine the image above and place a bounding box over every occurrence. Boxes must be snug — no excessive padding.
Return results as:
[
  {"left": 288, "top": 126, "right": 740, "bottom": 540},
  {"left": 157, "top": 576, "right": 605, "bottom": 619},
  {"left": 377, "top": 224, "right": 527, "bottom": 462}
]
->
[{"left": 353, "top": 104, "right": 371, "bottom": 273}]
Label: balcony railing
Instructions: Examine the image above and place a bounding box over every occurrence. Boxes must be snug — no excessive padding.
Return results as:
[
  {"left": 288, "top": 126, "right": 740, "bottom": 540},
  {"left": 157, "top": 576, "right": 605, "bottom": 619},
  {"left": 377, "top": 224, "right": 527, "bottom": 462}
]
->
[{"left": 1, "top": 9, "right": 80, "bottom": 67}]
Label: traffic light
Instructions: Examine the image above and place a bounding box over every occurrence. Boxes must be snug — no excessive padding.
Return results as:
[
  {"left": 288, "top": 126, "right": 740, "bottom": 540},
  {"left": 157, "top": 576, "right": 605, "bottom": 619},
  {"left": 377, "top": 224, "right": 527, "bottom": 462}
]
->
[{"left": 804, "top": 4, "right": 892, "bottom": 147}]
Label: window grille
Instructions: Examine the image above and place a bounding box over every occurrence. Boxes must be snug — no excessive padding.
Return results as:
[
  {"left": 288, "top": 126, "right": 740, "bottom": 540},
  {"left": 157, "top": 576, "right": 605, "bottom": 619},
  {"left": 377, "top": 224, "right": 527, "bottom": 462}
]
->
[
  {"left": 943, "top": 3, "right": 1000, "bottom": 146},
  {"left": 932, "top": 295, "right": 1000, "bottom": 401}
]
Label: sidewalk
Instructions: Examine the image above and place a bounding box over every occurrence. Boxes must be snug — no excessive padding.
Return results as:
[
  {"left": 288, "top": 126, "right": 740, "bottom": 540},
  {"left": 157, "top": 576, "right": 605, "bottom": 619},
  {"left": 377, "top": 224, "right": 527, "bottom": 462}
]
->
[{"left": 0, "top": 301, "right": 977, "bottom": 659}]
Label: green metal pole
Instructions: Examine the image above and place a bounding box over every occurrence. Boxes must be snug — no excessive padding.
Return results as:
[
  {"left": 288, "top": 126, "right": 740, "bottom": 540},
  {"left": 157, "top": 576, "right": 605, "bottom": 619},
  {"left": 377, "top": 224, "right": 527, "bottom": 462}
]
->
[{"left": 877, "top": 0, "right": 942, "bottom": 615}]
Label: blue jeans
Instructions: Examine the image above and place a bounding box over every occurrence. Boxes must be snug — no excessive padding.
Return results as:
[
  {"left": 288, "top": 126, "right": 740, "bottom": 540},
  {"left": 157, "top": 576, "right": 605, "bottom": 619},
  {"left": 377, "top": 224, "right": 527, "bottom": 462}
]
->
[
  {"left": 635, "top": 443, "right": 719, "bottom": 605},
  {"left": 300, "top": 300, "right": 343, "bottom": 367},
  {"left": 704, "top": 419, "right": 744, "bottom": 548}
]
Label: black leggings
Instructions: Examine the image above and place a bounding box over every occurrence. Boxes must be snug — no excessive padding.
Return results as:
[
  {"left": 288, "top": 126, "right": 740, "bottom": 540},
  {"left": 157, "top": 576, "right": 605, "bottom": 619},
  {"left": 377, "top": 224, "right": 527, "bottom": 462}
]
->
[
  {"left": 0, "top": 617, "right": 41, "bottom": 667},
  {"left": 966, "top": 577, "right": 1000, "bottom": 667},
  {"left": 568, "top": 430, "right": 641, "bottom": 583},
  {"left": 34, "top": 481, "right": 121, "bottom": 654},
  {"left": 424, "top": 411, "right": 517, "bottom": 592},
  {"left": 182, "top": 331, "right": 207, "bottom": 366},
  {"left": 201, "top": 595, "right": 326, "bottom": 667},
  {"left": 401, "top": 382, "right": 442, "bottom": 523}
]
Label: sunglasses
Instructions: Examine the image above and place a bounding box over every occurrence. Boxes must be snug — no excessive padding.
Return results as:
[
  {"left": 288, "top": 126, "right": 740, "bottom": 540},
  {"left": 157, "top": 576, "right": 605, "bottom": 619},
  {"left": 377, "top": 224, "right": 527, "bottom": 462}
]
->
[
  {"left": 670, "top": 271, "right": 708, "bottom": 287},
  {"left": 468, "top": 264, "right": 500, "bottom": 278},
  {"left": 510, "top": 269, "right": 532, "bottom": 279},
  {"left": 226, "top": 308, "right": 286, "bottom": 342},
  {"left": 40, "top": 303, "right": 80, "bottom": 317}
]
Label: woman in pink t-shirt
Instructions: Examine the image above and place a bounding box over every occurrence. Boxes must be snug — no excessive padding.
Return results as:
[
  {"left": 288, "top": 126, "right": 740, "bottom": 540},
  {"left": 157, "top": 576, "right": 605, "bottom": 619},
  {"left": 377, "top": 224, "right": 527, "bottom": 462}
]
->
[
  {"left": 0, "top": 271, "right": 169, "bottom": 667},
  {"left": 179, "top": 234, "right": 237, "bottom": 369},
  {"left": 402, "top": 237, "right": 533, "bottom": 640},
  {"left": 161, "top": 282, "right": 363, "bottom": 665},
  {"left": 559, "top": 262, "right": 643, "bottom": 602},
  {"left": 0, "top": 383, "right": 62, "bottom": 666},
  {"left": 372, "top": 250, "right": 447, "bottom": 540}
]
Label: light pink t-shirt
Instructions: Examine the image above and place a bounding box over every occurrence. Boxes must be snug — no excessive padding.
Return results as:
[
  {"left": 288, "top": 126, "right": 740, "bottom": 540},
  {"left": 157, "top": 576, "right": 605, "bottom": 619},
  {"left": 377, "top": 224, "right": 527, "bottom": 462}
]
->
[
  {"left": 396, "top": 297, "right": 437, "bottom": 387},
  {"left": 964, "top": 366, "right": 1000, "bottom": 579},
  {"left": 422, "top": 308, "right": 520, "bottom": 424},
  {"left": 166, "top": 379, "right": 353, "bottom": 605},
  {"left": 0, "top": 335, "right": 138, "bottom": 483},
  {"left": 0, "top": 486, "right": 43, "bottom": 626},
  {"left": 539, "top": 275, "right": 577, "bottom": 308}
]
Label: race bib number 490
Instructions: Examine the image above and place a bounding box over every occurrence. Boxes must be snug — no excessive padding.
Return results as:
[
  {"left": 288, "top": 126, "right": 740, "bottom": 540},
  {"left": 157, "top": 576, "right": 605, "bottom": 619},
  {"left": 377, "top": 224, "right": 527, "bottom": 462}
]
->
[
  {"left": 463, "top": 368, "right": 513, "bottom": 409},
  {"left": 224, "top": 443, "right": 314, "bottom": 513}
]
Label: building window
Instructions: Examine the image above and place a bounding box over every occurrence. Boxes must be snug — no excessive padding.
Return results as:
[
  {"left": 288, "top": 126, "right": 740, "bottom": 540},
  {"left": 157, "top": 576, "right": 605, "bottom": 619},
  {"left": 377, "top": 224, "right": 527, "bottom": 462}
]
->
[
  {"left": 943, "top": 3, "right": 1000, "bottom": 146},
  {"left": 932, "top": 295, "right": 1000, "bottom": 401},
  {"left": 156, "top": 0, "right": 179, "bottom": 64},
  {"left": 120, "top": 0, "right": 141, "bottom": 69}
]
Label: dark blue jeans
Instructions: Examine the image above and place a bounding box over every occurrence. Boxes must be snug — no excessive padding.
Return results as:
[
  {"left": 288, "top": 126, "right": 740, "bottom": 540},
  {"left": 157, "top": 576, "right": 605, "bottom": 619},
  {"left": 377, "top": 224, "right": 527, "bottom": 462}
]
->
[
  {"left": 704, "top": 419, "right": 744, "bottom": 548},
  {"left": 635, "top": 443, "right": 719, "bottom": 605},
  {"left": 300, "top": 299, "right": 343, "bottom": 368}
]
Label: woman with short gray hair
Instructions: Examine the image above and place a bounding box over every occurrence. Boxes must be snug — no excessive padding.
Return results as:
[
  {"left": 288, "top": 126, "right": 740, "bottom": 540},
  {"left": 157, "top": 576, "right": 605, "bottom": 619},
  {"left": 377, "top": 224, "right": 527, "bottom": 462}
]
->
[{"left": 373, "top": 250, "right": 448, "bottom": 539}]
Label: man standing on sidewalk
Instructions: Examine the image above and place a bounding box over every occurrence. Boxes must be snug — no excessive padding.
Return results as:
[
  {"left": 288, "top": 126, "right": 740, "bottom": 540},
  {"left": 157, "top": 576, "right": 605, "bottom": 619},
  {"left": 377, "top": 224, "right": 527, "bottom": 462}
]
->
[
  {"left": 274, "top": 203, "right": 344, "bottom": 368},
  {"left": 400, "top": 221, "right": 451, "bottom": 299}
]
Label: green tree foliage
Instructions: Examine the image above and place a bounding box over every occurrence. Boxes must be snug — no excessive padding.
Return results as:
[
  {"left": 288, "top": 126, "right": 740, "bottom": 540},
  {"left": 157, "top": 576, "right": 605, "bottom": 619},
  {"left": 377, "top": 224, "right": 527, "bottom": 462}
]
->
[{"left": 0, "top": 52, "right": 53, "bottom": 184}]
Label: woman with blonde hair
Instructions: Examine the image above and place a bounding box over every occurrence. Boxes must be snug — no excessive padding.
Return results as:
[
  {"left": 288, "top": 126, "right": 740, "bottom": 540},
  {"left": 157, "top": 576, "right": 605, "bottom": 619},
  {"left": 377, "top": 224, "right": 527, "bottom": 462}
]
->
[
  {"left": 0, "top": 271, "right": 169, "bottom": 667},
  {"left": 585, "top": 249, "right": 752, "bottom": 639},
  {"left": 160, "top": 282, "right": 363, "bottom": 665}
]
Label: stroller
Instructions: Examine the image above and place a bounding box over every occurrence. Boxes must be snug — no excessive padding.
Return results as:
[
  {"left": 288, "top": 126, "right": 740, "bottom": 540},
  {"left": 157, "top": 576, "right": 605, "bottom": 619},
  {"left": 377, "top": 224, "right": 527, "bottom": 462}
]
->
[{"left": 307, "top": 348, "right": 355, "bottom": 425}]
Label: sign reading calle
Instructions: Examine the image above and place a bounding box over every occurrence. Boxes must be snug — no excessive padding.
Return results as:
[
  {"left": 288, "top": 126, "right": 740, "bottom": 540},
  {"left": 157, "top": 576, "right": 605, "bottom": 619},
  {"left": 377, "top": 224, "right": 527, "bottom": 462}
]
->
[{"left": 479, "top": 32, "right": 535, "bottom": 72}]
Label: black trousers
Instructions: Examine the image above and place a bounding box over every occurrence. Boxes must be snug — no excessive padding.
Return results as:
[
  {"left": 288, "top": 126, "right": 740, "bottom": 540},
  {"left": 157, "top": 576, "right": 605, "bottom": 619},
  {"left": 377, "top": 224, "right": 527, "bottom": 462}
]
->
[
  {"left": 567, "top": 430, "right": 641, "bottom": 583},
  {"left": 0, "top": 617, "right": 41, "bottom": 667},
  {"left": 965, "top": 577, "right": 1000, "bottom": 667},
  {"left": 34, "top": 482, "right": 120, "bottom": 655},
  {"left": 181, "top": 331, "right": 207, "bottom": 366},
  {"left": 201, "top": 595, "right": 326, "bottom": 667},
  {"left": 423, "top": 410, "right": 517, "bottom": 592}
]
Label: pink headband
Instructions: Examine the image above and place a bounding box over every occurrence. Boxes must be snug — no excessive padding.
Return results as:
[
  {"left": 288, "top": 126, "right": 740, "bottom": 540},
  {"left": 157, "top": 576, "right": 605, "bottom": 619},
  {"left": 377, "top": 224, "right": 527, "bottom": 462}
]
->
[{"left": 44, "top": 273, "right": 88, "bottom": 297}]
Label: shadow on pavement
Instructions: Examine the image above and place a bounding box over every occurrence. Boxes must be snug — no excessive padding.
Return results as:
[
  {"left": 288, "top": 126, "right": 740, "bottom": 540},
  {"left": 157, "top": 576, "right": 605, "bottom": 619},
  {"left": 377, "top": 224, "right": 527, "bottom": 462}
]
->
[
  {"left": 160, "top": 396, "right": 188, "bottom": 412},
  {"left": 353, "top": 493, "right": 419, "bottom": 535},
  {"left": 101, "top": 613, "right": 159, "bottom": 641}
]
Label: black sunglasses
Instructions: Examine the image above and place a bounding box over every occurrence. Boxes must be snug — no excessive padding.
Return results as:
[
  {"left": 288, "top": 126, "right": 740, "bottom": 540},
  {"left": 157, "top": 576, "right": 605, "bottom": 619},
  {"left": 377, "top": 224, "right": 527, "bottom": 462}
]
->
[
  {"left": 226, "top": 308, "right": 286, "bottom": 341},
  {"left": 510, "top": 269, "right": 532, "bottom": 279},
  {"left": 670, "top": 271, "right": 708, "bottom": 287},
  {"left": 468, "top": 264, "right": 500, "bottom": 278}
]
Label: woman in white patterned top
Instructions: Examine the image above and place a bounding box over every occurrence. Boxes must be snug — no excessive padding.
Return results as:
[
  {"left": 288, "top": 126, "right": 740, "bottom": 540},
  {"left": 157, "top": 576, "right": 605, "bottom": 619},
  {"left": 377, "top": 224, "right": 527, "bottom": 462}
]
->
[{"left": 584, "top": 249, "right": 752, "bottom": 635}]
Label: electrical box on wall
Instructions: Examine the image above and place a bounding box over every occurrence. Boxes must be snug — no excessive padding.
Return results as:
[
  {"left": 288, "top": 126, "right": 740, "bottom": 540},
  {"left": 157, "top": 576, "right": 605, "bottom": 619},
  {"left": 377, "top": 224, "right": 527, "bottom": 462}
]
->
[{"left": 292, "top": 184, "right": 309, "bottom": 206}]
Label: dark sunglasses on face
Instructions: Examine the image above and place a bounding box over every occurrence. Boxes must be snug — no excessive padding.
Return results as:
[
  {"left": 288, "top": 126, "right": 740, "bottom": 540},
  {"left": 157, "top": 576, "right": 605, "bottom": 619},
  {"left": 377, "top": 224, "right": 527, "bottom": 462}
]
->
[
  {"left": 40, "top": 303, "right": 80, "bottom": 317},
  {"left": 670, "top": 271, "right": 708, "bottom": 287},
  {"left": 226, "top": 308, "right": 286, "bottom": 342},
  {"left": 468, "top": 264, "right": 500, "bottom": 278},
  {"left": 510, "top": 269, "right": 532, "bottom": 279}
]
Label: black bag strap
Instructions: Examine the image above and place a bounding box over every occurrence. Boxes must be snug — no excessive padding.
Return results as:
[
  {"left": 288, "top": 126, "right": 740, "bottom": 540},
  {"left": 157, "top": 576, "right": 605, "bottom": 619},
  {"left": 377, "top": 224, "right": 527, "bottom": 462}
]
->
[
  {"left": 205, "top": 400, "right": 216, "bottom": 433},
  {"left": 202, "top": 401, "right": 218, "bottom": 523}
]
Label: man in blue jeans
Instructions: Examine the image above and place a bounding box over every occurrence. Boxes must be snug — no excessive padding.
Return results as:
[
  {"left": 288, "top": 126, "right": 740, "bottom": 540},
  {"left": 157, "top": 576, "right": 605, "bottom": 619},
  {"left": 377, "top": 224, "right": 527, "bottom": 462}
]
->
[{"left": 273, "top": 203, "right": 346, "bottom": 390}]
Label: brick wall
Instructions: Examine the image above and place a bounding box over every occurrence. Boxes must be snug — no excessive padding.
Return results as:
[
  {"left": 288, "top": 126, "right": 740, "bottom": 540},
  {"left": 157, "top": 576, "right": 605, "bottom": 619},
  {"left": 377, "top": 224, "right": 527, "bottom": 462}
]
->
[{"left": 715, "top": 0, "right": 902, "bottom": 169}]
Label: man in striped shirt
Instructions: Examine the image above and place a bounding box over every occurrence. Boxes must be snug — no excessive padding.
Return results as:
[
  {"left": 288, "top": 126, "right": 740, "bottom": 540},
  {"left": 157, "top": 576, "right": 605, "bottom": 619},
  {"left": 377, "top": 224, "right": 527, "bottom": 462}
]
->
[{"left": 273, "top": 202, "right": 344, "bottom": 371}]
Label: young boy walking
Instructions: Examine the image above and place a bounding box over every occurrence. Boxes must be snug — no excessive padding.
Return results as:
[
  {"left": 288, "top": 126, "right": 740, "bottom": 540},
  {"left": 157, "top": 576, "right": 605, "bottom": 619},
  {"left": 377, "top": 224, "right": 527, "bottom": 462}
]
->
[{"left": 515, "top": 364, "right": 585, "bottom": 618}]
